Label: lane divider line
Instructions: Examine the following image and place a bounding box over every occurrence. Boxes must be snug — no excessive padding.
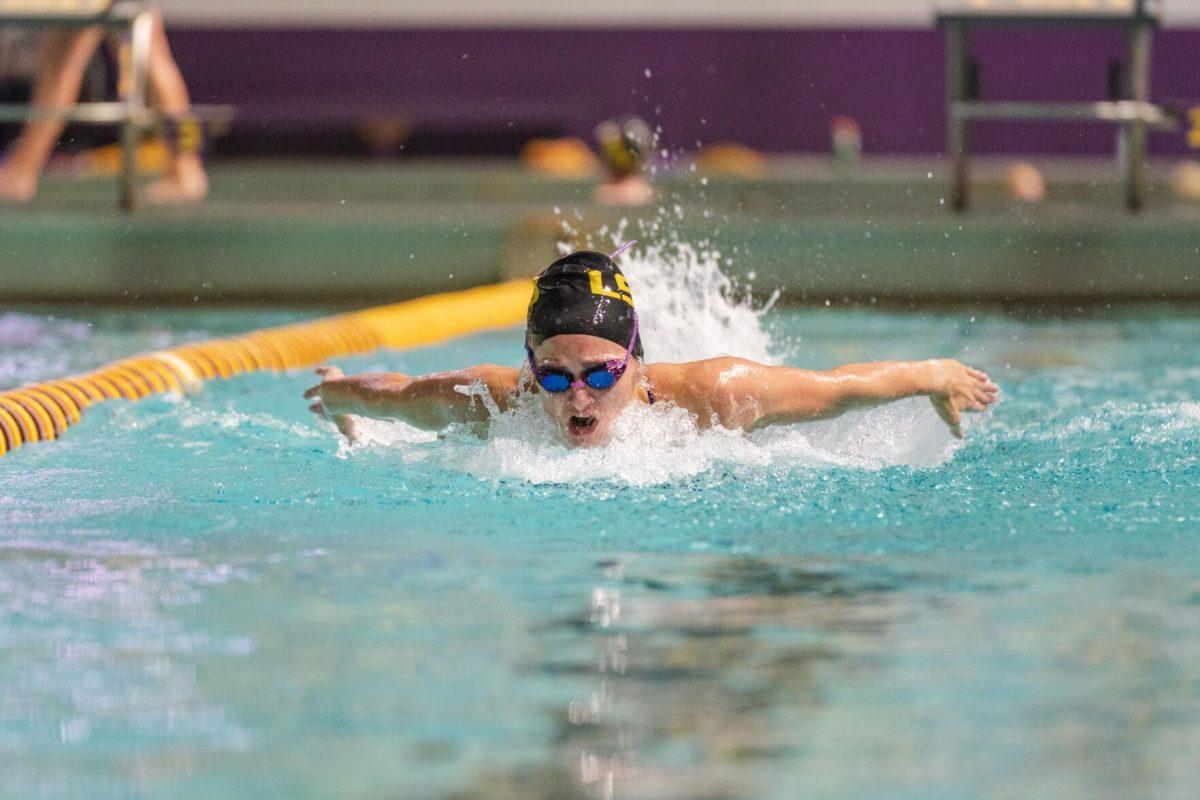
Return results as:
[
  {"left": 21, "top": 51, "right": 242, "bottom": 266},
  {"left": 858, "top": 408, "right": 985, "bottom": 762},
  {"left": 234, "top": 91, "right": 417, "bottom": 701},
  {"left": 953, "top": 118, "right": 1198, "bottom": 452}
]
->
[{"left": 0, "top": 279, "right": 532, "bottom": 458}]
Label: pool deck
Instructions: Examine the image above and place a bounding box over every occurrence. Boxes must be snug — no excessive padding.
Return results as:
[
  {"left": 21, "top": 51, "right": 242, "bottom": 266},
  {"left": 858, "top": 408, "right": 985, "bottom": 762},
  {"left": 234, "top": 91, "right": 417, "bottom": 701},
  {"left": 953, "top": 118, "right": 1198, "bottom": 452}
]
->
[{"left": 2, "top": 157, "right": 1198, "bottom": 306}]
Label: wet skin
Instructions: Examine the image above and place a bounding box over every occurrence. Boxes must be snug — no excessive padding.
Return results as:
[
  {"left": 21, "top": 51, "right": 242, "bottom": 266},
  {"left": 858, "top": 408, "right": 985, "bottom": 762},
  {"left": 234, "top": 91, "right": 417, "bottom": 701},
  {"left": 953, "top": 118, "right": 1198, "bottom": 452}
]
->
[
  {"left": 527, "top": 334, "right": 645, "bottom": 447},
  {"left": 304, "top": 334, "right": 1000, "bottom": 448}
]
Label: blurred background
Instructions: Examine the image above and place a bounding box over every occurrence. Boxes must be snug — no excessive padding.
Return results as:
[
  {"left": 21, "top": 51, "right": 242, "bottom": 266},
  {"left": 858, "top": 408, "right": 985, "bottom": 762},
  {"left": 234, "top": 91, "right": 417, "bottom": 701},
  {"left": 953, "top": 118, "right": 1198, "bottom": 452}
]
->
[
  {"left": 2, "top": 0, "right": 1199, "bottom": 305},
  {"left": 154, "top": 0, "right": 1200, "bottom": 158}
]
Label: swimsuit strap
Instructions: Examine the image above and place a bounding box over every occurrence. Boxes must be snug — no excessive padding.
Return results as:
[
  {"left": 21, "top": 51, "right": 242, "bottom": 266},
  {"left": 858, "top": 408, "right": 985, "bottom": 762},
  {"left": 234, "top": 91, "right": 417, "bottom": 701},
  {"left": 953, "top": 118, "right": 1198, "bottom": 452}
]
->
[{"left": 645, "top": 385, "right": 655, "bottom": 405}]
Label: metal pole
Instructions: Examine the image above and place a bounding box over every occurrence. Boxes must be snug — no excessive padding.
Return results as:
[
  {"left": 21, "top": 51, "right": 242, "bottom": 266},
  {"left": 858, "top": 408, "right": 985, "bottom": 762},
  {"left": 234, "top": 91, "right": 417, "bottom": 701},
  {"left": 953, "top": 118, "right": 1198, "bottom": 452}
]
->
[
  {"left": 118, "top": 9, "right": 152, "bottom": 212},
  {"left": 1123, "top": 21, "right": 1151, "bottom": 212},
  {"left": 946, "top": 22, "right": 970, "bottom": 212}
]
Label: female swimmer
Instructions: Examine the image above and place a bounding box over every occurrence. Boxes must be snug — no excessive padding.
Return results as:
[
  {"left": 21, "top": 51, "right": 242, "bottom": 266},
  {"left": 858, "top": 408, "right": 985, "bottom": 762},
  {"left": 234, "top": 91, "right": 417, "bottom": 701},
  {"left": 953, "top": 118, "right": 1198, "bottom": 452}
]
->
[{"left": 305, "top": 251, "right": 999, "bottom": 447}]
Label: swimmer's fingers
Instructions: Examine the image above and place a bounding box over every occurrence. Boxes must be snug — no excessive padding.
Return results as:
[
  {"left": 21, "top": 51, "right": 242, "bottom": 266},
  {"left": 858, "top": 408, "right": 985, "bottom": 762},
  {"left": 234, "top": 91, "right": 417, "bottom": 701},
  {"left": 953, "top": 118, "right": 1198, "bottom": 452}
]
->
[
  {"left": 964, "top": 389, "right": 991, "bottom": 410},
  {"left": 964, "top": 367, "right": 1000, "bottom": 394},
  {"left": 306, "top": 366, "right": 345, "bottom": 400},
  {"left": 931, "top": 395, "right": 964, "bottom": 439},
  {"left": 974, "top": 389, "right": 1000, "bottom": 409},
  {"left": 332, "top": 413, "right": 359, "bottom": 441},
  {"left": 973, "top": 377, "right": 1001, "bottom": 408},
  {"left": 313, "top": 365, "right": 344, "bottom": 380},
  {"left": 308, "top": 400, "right": 358, "bottom": 441}
]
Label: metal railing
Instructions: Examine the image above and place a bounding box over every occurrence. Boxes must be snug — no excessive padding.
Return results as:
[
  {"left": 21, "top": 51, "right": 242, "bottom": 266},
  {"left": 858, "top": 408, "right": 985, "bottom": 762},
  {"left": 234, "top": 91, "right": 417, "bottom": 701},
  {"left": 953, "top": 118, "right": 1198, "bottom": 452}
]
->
[{"left": 936, "top": 0, "right": 1177, "bottom": 211}]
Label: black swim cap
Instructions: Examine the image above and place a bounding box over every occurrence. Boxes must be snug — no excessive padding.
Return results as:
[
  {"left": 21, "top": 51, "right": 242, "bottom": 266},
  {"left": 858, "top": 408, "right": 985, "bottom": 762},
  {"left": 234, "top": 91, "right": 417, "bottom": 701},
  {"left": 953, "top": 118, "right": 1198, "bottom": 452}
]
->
[{"left": 526, "top": 251, "right": 643, "bottom": 358}]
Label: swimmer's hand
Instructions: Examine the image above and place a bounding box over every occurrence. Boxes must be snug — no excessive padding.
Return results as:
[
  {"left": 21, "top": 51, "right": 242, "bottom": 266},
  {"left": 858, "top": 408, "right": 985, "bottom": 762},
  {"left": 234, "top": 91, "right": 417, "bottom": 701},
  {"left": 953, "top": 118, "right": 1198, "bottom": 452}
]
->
[
  {"left": 927, "top": 360, "right": 1000, "bottom": 439},
  {"left": 305, "top": 366, "right": 361, "bottom": 440}
]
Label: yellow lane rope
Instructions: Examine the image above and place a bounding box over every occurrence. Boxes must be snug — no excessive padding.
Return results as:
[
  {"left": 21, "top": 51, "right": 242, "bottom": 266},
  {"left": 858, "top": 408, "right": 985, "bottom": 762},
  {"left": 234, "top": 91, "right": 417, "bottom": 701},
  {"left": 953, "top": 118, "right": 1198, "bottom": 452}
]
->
[{"left": 0, "top": 279, "right": 533, "bottom": 458}]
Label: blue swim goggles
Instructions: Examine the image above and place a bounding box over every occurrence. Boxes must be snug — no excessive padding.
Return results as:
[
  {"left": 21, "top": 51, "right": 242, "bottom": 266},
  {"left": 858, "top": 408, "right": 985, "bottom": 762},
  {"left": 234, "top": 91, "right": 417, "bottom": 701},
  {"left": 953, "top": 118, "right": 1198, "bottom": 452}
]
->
[{"left": 525, "top": 313, "right": 639, "bottom": 393}]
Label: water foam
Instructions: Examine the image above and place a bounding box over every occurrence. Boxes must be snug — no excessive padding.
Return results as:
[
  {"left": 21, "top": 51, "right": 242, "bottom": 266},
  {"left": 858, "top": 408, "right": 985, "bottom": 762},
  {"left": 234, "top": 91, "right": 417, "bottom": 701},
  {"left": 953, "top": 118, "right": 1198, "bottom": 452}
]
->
[
  {"left": 1131, "top": 401, "right": 1200, "bottom": 445},
  {"left": 435, "top": 394, "right": 958, "bottom": 486},
  {"left": 443, "top": 398, "right": 746, "bottom": 486},
  {"left": 339, "top": 241, "right": 963, "bottom": 483}
]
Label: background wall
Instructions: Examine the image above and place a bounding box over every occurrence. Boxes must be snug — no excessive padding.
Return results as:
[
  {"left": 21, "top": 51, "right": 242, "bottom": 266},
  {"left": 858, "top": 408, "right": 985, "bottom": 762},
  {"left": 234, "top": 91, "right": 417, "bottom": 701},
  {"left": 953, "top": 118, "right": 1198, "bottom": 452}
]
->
[
  {"left": 158, "top": 0, "right": 1200, "bottom": 27},
  {"left": 149, "top": 2, "right": 1200, "bottom": 157}
]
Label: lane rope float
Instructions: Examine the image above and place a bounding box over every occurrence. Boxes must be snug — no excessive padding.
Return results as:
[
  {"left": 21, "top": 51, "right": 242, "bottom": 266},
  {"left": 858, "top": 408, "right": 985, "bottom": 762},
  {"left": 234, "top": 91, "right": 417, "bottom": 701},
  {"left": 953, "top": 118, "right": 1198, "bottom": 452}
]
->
[{"left": 0, "top": 279, "right": 533, "bottom": 458}]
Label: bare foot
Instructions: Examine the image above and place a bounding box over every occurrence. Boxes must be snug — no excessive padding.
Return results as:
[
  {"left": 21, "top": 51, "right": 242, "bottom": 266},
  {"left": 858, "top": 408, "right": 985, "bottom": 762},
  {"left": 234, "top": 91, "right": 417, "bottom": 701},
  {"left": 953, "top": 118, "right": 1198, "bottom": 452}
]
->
[
  {"left": 145, "top": 155, "right": 207, "bottom": 205},
  {"left": 0, "top": 164, "right": 38, "bottom": 203}
]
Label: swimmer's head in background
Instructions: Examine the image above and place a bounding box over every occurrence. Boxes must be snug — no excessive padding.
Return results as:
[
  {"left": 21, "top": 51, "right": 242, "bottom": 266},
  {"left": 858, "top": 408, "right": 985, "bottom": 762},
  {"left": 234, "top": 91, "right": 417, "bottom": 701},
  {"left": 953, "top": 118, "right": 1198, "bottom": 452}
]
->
[
  {"left": 526, "top": 249, "right": 643, "bottom": 359},
  {"left": 595, "top": 117, "right": 651, "bottom": 180}
]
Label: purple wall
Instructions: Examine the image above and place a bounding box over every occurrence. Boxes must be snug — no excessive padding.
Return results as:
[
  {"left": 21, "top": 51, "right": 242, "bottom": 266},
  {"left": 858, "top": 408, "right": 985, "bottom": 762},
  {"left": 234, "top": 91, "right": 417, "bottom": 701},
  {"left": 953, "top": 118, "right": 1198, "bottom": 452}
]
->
[{"left": 168, "top": 27, "right": 1199, "bottom": 155}]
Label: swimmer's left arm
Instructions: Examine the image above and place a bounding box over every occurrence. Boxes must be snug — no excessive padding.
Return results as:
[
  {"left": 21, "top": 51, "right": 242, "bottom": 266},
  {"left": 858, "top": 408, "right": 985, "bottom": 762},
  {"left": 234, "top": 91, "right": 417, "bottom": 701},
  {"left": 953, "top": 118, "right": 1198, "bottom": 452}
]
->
[
  {"left": 304, "top": 364, "right": 519, "bottom": 435},
  {"left": 692, "top": 357, "right": 999, "bottom": 437}
]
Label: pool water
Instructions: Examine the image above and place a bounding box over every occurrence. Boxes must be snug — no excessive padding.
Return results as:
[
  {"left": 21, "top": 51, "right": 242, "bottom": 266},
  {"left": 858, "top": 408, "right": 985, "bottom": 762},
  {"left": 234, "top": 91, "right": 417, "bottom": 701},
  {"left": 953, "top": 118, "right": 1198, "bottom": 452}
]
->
[{"left": 1, "top": 276, "right": 1198, "bottom": 798}]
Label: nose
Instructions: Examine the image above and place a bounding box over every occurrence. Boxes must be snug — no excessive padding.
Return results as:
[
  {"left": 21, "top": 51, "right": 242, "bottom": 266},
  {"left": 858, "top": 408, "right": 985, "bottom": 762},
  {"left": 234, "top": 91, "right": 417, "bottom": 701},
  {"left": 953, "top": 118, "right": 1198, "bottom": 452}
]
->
[{"left": 568, "top": 384, "right": 594, "bottom": 411}]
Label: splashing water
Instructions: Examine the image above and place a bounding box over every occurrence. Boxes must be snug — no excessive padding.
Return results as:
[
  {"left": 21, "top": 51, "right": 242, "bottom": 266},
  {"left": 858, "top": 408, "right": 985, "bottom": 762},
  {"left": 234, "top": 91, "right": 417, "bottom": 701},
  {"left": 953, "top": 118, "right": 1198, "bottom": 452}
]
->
[
  {"left": 429, "top": 394, "right": 958, "bottom": 486},
  {"left": 614, "top": 240, "right": 776, "bottom": 365}
]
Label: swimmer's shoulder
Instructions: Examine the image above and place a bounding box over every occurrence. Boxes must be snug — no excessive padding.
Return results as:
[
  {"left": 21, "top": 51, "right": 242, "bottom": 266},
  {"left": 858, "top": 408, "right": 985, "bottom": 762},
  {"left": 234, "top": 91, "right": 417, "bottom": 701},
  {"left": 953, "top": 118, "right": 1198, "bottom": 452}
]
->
[
  {"left": 462, "top": 364, "right": 521, "bottom": 408},
  {"left": 645, "top": 357, "right": 752, "bottom": 414},
  {"left": 470, "top": 364, "right": 520, "bottom": 385},
  {"left": 644, "top": 361, "right": 685, "bottom": 400}
]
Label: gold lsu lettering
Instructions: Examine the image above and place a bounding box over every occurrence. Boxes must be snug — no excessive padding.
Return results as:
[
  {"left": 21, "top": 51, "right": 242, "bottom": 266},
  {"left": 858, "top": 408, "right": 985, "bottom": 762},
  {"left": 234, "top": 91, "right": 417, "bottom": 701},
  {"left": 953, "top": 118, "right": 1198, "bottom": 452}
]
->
[
  {"left": 588, "top": 270, "right": 634, "bottom": 306},
  {"left": 528, "top": 269, "right": 634, "bottom": 309}
]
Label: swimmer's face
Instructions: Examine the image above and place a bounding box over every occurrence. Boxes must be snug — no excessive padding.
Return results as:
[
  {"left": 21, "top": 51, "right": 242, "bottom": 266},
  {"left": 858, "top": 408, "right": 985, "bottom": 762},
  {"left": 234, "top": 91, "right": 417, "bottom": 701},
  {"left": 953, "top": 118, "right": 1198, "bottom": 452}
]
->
[{"left": 530, "top": 334, "right": 641, "bottom": 448}]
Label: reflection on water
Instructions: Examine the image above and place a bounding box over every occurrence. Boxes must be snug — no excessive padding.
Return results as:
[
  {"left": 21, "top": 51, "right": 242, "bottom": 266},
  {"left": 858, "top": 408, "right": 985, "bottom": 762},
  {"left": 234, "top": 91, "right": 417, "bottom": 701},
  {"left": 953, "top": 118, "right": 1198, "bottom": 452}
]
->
[
  {"left": 561, "top": 558, "right": 907, "bottom": 800},
  {"left": 450, "top": 555, "right": 1200, "bottom": 800},
  {"left": 0, "top": 537, "right": 253, "bottom": 798},
  {"left": 2, "top": 537, "right": 1198, "bottom": 800},
  {"left": 449, "top": 556, "right": 915, "bottom": 800}
]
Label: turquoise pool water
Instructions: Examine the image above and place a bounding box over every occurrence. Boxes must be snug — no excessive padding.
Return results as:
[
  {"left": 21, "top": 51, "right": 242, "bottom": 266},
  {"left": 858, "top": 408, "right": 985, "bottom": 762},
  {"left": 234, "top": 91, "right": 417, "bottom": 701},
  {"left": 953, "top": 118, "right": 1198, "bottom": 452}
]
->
[{"left": 1, "top": 297, "right": 1198, "bottom": 799}]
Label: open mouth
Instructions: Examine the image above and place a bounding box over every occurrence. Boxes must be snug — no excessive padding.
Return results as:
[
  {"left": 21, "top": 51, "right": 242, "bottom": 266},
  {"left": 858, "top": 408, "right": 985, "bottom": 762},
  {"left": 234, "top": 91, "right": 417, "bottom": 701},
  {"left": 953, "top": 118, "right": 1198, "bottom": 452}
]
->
[{"left": 568, "top": 415, "right": 598, "bottom": 436}]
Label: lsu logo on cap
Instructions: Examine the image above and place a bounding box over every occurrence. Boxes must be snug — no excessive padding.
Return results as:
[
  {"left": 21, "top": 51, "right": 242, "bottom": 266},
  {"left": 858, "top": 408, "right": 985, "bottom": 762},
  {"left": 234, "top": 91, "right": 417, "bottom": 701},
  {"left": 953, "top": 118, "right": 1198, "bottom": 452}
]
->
[
  {"left": 588, "top": 270, "right": 633, "bottom": 306},
  {"left": 528, "top": 269, "right": 634, "bottom": 309}
]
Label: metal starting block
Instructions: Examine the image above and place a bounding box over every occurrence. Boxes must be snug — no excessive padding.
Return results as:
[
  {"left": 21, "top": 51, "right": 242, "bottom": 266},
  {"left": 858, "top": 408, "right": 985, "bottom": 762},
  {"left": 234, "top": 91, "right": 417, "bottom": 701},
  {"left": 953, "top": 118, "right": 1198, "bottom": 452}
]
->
[{"left": 936, "top": 0, "right": 1177, "bottom": 211}]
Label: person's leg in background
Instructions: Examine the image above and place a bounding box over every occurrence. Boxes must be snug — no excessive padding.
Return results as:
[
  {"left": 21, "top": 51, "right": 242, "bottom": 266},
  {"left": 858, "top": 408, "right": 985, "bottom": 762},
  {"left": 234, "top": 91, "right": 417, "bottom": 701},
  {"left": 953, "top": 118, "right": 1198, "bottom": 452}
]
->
[
  {"left": 0, "top": 26, "right": 104, "bottom": 202},
  {"left": 144, "top": 8, "right": 207, "bottom": 203}
]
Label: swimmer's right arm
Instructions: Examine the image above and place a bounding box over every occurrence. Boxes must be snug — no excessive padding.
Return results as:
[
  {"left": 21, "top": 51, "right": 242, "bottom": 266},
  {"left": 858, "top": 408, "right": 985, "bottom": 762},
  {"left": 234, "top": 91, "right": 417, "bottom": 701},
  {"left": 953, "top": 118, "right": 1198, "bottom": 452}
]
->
[
  {"left": 304, "top": 364, "right": 520, "bottom": 433},
  {"left": 655, "top": 357, "right": 998, "bottom": 437}
]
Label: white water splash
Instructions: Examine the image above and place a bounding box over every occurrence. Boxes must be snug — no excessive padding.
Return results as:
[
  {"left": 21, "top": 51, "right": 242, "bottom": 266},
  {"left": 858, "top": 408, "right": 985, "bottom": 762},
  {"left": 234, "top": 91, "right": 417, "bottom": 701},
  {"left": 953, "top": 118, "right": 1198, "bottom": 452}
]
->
[
  {"left": 577, "top": 230, "right": 776, "bottom": 365},
  {"left": 338, "top": 416, "right": 436, "bottom": 457},
  {"left": 443, "top": 398, "right": 742, "bottom": 486},
  {"left": 433, "top": 394, "right": 960, "bottom": 486},
  {"left": 1131, "top": 401, "right": 1200, "bottom": 445},
  {"left": 621, "top": 242, "right": 776, "bottom": 364}
]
